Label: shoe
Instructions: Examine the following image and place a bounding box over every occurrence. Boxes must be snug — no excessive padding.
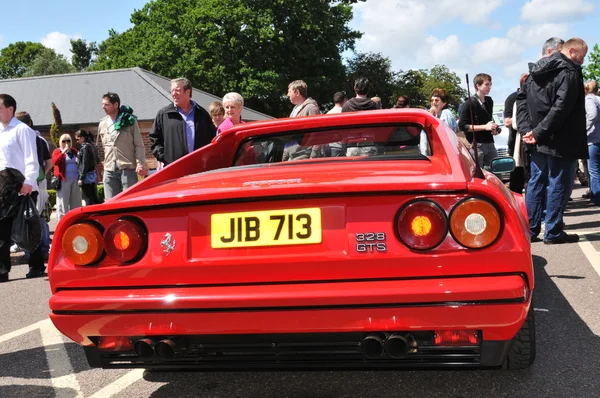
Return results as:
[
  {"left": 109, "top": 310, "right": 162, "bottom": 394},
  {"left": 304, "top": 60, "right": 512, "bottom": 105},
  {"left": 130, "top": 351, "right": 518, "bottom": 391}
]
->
[
  {"left": 582, "top": 191, "right": 592, "bottom": 199},
  {"left": 544, "top": 233, "right": 580, "bottom": 245},
  {"left": 10, "top": 244, "right": 21, "bottom": 253},
  {"left": 530, "top": 236, "right": 542, "bottom": 243},
  {"left": 25, "top": 270, "right": 47, "bottom": 279},
  {"left": 0, "top": 273, "right": 8, "bottom": 283}
]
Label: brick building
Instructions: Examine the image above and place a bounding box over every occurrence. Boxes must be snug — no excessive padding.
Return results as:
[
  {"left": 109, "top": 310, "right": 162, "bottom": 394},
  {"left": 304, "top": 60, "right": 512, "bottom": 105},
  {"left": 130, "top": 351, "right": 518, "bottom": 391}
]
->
[{"left": 0, "top": 67, "right": 272, "bottom": 171}]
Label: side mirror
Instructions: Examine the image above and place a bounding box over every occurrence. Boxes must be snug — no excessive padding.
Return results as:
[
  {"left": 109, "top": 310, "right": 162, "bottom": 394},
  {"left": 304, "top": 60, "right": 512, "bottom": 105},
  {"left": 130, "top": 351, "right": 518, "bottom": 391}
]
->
[{"left": 489, "top": 157, "right": 515, "bottom": 174}]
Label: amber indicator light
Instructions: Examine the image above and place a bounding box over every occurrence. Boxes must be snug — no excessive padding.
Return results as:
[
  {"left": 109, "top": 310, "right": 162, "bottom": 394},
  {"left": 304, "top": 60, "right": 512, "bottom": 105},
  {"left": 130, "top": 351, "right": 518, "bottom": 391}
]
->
[
  {"left": 62, "top": 223, "right": 104, "bottom": 265},
  {"left": 450, "top": 198, "right": 501, "bottom": 249}
]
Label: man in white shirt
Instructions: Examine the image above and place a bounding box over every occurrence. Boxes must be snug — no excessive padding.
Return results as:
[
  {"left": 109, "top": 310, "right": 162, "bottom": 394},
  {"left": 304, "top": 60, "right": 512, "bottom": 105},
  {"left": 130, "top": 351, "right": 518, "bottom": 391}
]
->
[
  {"left": 327, "top": 91, "right": 347, "bottom": 114},
  {"left": 0, "top": 94, "right": 42, "bottom": 282}
]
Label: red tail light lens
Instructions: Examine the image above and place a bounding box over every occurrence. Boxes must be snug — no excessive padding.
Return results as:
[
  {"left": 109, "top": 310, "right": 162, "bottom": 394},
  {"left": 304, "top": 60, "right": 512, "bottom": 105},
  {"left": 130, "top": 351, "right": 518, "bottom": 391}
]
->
[
  {"left": 103, "top": 218, "right": 147, "bottom": 263},
  {"left": 449, "top": 197, "right": 502, "bottom": 249},
  {"left": 396, "top": 200, "right": 447, "bottom": 250}
]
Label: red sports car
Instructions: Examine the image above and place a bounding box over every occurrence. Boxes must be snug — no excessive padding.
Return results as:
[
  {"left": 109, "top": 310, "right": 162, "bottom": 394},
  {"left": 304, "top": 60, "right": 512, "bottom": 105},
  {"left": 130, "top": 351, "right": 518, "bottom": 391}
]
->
[{"left": 48, "top": 109, "right": 535, "bottom": 370}]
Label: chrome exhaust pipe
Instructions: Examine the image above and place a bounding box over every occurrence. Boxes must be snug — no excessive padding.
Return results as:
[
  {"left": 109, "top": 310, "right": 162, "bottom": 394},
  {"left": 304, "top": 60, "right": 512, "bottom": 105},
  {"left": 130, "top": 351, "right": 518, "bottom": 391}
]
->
[
  {"left": 384, "top": 333, "right": 413, "bottom": 359},
  {"left": 134, "top": 339, "right": 155, "bottom": 360},
  {"left": 360, "top": 333, "right": 385, "bottom": 359},
  {"left": 155, "top": 339, "right": 177, "bottom": 360}
]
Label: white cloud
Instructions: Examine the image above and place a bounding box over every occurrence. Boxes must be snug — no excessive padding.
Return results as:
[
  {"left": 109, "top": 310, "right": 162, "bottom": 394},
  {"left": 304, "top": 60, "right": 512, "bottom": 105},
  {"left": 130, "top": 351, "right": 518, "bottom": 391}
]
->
[
  {"left": 421, "top": 35, "right": 463, "bottom": 66},
  {"left": 503, "top": 61, "right": 530, "bottom": 81},
  {"left": 521, "top": 0, "right": 594, "bottom": 23},
  {"left": 507, "top": 23, "right": 569, "bottom": 48},
  {"left": 471, "top": 37, "right": 525, "bottom": 65},
  {"left": 40, "top": 32, "right": 79, "bottom": 60},
  {"left": 352, "top": 0, "right": 504, "bottom": 67}
]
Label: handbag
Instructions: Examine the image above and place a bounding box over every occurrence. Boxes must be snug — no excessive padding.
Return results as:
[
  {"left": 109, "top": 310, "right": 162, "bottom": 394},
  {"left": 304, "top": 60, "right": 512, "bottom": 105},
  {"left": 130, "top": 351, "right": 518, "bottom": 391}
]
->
[
  {"left": 83, "top": 170, "right": 97, "bottom": 185},
  {"left": 10, "top": 195, "right": 42, "bottom": 252},
  {"left": 50, "top": 175, "right": 61, "bottom": 191}
]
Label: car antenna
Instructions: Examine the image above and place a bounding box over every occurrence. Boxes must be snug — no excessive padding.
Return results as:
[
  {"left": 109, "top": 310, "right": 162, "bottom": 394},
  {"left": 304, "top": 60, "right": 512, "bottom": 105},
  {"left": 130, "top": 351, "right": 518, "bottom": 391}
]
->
[{"left": 465, "top": 73, "right": 485, "bottom": 179}]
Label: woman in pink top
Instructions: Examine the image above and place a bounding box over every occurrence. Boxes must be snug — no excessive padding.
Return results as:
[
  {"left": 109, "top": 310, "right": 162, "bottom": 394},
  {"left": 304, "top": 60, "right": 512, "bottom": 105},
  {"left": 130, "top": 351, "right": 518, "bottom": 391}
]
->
[{"left": 217, "top": 92, "right": 244, "bottom": 134}]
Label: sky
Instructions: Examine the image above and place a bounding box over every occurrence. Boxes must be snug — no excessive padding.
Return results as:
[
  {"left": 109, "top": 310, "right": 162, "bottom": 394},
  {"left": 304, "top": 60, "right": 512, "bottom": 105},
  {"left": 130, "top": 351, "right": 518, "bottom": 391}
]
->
[{"left": 1, "top": 0, "right": 599, "bottom": 106}]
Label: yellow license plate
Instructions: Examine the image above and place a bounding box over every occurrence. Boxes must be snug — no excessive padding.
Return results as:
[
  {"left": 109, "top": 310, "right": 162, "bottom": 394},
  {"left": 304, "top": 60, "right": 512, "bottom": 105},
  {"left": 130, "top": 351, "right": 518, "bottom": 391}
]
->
[{"left": 211, "top": 208, "right": 322, "bottom": 248}]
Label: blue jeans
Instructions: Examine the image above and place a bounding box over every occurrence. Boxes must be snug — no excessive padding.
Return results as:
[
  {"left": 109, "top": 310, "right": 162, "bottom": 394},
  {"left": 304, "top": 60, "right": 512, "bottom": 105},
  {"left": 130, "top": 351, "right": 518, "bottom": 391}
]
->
[
  {"left": 527, "top": 152, "right": 577, "bottom": 240},
  {"left": 589, "top": 144, "right": 600, "bottom": 204}
]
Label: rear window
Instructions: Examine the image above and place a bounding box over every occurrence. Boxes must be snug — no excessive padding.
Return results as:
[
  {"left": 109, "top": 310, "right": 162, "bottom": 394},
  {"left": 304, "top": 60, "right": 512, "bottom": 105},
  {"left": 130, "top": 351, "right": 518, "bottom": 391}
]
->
[{"left": 233, "top": 124, "right": 431, "bottom": 167}]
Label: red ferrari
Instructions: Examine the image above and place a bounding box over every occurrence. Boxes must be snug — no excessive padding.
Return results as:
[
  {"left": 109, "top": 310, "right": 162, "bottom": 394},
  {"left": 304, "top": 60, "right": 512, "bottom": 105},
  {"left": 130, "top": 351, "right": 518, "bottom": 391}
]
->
[{"left": 48, "top": 109, "right": 535, "bottom": 370}]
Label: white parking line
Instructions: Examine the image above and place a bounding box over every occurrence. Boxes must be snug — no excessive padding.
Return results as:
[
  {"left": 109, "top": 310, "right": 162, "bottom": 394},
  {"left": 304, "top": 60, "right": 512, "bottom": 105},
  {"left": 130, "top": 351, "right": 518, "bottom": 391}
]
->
[
  {"left": 87, "top": 369, "right": 146, "bottom": 398},
  {"left": 0, "top": 319, "right": 51, "bottom": 344},
  {"left": 578, "top": 235, "right": 600, "bottom": 278},
  {"left": 39, "top": 321, "right": 83, "bottom": 397}
]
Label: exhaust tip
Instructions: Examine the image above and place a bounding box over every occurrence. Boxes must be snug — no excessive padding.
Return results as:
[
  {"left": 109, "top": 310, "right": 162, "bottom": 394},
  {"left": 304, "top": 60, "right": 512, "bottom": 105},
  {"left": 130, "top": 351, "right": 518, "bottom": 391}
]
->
[
  {"left": 360, "top": 334, "right": 384, "bottom": 359},
  {"left": 384, "top": 333, "right": 413, "bottom": 359},
  {"left": 155, "top": 339, "right": 176, "bottom": 360},
  {"left": 133, "top": 339, "right": 154, "bottom": 360}
]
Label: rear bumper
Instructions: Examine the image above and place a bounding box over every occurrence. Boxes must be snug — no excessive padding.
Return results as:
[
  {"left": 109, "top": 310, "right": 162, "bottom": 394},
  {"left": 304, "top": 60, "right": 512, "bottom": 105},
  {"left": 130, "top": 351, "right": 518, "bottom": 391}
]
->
[{"left": 49, "top": 274, "right": 531, "bottom": 369}]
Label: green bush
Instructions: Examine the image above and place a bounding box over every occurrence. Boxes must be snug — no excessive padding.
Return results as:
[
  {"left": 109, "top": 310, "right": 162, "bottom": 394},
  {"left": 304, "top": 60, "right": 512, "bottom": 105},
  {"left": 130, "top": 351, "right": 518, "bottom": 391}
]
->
[
  {"left": 47, "top": 185, "right": 104, "bottom": 207},
  {"left": 97, "top": 184, "right": 105, "bottom": 202},
  {"left": 47, "top": 189, "right": 56, "bottom": 209}
]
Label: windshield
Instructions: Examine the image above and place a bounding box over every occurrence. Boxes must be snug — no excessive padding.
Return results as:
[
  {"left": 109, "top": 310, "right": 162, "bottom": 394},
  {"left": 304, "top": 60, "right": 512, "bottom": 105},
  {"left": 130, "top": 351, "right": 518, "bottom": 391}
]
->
[{"left": 233, "top": 124, "right": 431, "bottom": 166}]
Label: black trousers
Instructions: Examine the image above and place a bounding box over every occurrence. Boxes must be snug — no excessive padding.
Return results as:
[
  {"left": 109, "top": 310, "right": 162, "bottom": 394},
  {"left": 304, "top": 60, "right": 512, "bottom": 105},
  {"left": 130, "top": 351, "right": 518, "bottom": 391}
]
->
[
  {"left": 81, "top": 183, "right": 100, "bottom": 205},
  {"left": 0, "top": 191, "right": 45, "bottom": 277}
]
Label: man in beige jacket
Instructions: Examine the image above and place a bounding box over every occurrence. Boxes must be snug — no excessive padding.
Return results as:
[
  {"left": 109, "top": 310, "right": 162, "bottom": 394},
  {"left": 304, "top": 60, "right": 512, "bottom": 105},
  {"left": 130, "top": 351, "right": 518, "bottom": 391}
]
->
[{"left": 96, "top": 92, "right": 146, "bottom": 200}]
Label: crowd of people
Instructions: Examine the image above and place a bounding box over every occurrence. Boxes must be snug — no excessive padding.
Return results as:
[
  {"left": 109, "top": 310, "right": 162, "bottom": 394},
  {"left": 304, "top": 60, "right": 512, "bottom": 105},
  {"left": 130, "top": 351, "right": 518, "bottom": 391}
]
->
[{"left": 0, "top": 35, "right": 594, "bottom": 282}]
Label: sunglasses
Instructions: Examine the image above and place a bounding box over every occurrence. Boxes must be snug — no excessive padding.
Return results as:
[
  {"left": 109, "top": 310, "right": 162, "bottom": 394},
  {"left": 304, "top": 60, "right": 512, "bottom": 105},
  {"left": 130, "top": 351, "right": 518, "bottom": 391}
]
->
[
  {"left": 62, "top": 140, "right": 71, "bottom": 143},
  {"left": 430, "top": 98, "right": 441, "bottom": 103}
]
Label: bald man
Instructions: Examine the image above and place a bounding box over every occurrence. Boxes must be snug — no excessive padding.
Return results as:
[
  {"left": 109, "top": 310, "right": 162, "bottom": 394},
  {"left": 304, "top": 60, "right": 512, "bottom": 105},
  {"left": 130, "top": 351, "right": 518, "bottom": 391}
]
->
[{"left": 519, "top": 37, "right": 588, "bottom": 245}]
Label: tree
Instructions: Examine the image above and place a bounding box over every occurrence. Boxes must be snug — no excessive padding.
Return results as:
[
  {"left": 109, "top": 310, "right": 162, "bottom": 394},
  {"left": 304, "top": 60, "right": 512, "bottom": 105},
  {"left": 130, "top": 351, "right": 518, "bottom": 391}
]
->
[
  {"left": 50, "top": 102, "right": 63, "bottom": 148},
  {"left": 0, "top": 41, "right": 46, "bottom": 79},
  {"left": 392, "top": 66, "right": 466, "bottom": 110},
  {"left": 70, "top": 39, "right": 98, "bottom": 71},
  {"left": 345, "top": 52, "right": 397, "bottom": 108},
  {"left": 23, "top": 48, "right": 76, "bottom": 77},
  {"left": 92, "top": 0, "right": 364, "bottom": 117},
  {"left": 584, "top": 43, "right": 600, "bottom": 83},
  {"left": 421, "top": 65, "right": 467, "bottom": 111},
  {"left": 394, "top": 69, "right": 428, "bottom": 108}
]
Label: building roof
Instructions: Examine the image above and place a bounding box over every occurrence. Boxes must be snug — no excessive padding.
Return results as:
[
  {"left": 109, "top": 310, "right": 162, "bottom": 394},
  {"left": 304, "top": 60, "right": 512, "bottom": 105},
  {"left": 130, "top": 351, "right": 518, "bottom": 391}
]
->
[{"left": 0, "top": 67, "right": 273, "bottom": 127}]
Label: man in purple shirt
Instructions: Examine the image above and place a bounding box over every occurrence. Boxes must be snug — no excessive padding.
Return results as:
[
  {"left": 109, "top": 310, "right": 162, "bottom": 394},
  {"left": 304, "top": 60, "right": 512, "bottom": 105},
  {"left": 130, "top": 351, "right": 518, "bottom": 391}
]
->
[{"left": 149, "top": 78, "right": 215, "bottom": 165}]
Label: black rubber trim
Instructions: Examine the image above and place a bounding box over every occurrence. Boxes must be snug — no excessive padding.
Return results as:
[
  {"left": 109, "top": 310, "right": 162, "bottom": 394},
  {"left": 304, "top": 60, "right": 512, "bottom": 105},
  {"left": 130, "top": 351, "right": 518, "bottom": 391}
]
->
[
  {"left": 79, "top": 189, "right": 469, "bottom": 217},
  {"left": 55, "top": 272, "right": 529, "bottom": 292},
  {"left": 52, "top": 297, "right": 526, "bottom": 315}
]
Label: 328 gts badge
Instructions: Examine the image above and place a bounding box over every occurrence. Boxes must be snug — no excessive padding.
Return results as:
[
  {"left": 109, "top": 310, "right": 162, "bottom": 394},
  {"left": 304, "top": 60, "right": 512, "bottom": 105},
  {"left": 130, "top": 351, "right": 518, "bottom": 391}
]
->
[{"left": 355, "top": 232, "right": 387, "bottom": 253}]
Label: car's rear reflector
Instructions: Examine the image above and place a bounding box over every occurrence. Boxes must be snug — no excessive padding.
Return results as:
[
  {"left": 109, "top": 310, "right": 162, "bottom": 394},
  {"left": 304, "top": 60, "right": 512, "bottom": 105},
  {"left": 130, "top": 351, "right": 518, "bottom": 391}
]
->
[
  {"left": 396, "top": 200, "right": 447, "bottom": 250},
  {"left": 97, "top": 336, "right": 133, "bottom": 351},
  {"left": 434, "top": 330, "right": 480, "bottom": 346},
  {"left": 62, "top": 223, "right": 104, "bottom": 265},
  {"left": 103, "top": 218, "right": 147, "bottom": 263},
  {"left": 449, "top": 198, "right": 501, "bottom": 249}
]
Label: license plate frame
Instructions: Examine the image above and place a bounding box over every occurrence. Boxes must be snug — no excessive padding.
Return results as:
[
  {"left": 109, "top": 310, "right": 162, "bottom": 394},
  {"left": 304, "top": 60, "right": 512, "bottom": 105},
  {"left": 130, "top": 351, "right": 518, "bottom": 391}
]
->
[{"left": 211, "top": 207, "right": 322, "bottom": 249}]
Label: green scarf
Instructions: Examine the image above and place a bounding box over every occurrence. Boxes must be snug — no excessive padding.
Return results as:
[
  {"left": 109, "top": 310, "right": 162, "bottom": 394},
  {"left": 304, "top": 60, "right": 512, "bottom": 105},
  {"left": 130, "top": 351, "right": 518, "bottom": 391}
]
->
[{"left": 113, "top": 105, "right": 136, "bottom": 131}]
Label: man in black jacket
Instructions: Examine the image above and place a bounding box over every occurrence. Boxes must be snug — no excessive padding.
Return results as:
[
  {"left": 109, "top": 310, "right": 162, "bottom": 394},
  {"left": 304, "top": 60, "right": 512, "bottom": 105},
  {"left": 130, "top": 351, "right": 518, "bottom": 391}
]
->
[
  {"left": 342, "top": 77, "right": 378, "bottom": 112},
  {"left": 458, "top": 73, "right": 499, "bottom": 169},
  {"left": 518, "top": 38, "right": 588, "bottom": 244},
  {"left": 150, "top": 78, "right": 215, "bottom": 166}
]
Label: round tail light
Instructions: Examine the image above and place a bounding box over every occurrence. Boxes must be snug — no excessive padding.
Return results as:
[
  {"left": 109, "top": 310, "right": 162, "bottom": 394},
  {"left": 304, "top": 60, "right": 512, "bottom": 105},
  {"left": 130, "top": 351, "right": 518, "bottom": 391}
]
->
[
  {"left": 396, "top": 200, "right": 447, "bottom": 250},
  {"left": 62, "top": 223, "right": 104, "bottom": 265},
  {"left": 103, "top": 218, "right": 147, "bottom": 263},
  {"left": 449, "top": 197, "right": 502, "bottom": 249}
]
